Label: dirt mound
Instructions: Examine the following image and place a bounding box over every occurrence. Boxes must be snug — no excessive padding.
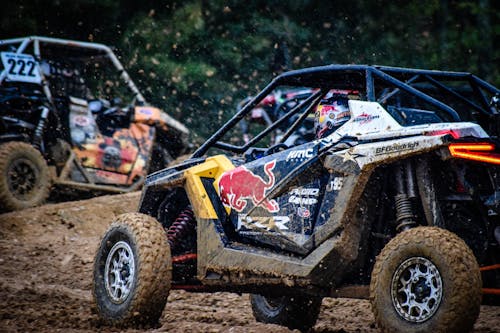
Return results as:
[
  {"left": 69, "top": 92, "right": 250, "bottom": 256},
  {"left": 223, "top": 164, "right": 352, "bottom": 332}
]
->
[{"left": 0, "top": 193, "right": 498, "bottom": 332}]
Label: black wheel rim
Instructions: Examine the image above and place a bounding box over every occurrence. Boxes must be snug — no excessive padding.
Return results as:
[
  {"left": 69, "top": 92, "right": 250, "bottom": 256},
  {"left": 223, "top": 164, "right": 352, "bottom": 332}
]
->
[
  {"left": 7, "top": 157, "right": 39, "bottom": 199},
  {"left": 261, "top": 296, "right": 286, "bottom": 314}
]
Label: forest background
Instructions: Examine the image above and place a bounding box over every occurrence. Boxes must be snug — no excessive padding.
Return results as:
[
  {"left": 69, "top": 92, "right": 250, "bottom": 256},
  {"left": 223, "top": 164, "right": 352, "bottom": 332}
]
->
[{"left": 1, "top": 0, "right": 498, "bottom": 142}]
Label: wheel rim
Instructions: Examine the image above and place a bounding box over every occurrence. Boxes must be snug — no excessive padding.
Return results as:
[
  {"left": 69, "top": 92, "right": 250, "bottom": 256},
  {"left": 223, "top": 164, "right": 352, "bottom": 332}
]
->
[
  {"left": 7, "top": 158, "right": 39, "bottom": 199},
  {"left": 104, "top": 241, "right": 136, "bottom": 304},
  {"left": 391, "top": 256, "right": 443, "bottom": 323}
]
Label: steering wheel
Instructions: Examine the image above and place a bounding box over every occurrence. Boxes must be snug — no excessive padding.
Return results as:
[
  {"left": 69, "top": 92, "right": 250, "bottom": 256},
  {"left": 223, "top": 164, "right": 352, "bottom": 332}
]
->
[{"left": 264, "top": 143, "right": 288, "bottom": 156}]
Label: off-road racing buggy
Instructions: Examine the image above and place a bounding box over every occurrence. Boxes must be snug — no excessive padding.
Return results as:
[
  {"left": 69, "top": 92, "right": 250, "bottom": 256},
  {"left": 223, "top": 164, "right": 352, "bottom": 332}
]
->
[
  {"left": 93, "top": 65, "right": 500, "bottom": 332},
  {"left": 0, "top": 36, "right": 189, "bottom": 212}
]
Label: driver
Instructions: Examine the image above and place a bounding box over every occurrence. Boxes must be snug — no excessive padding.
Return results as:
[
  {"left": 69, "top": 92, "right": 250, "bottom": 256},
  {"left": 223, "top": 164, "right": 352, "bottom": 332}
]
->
[{"left": 314, "top": 92, "right": 351, "bottom": 139}]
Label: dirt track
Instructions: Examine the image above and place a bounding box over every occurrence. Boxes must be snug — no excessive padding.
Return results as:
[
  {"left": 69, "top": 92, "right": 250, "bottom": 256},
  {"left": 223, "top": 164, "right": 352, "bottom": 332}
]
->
[{"left": 0, "top": 192, "right": 499, "bottom": 333}]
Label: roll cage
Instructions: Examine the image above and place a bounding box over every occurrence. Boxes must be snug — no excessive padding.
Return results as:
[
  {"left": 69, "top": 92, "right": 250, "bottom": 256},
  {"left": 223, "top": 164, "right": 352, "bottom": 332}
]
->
[
  {"left": 0, "top": 36, "right": 188, "bottom": 136},
  {"left": 0, "top": 36, "right": 145, "bottom": 103},
  {"left": 193, "top": 64, "right": 499, "bottom": 158}
]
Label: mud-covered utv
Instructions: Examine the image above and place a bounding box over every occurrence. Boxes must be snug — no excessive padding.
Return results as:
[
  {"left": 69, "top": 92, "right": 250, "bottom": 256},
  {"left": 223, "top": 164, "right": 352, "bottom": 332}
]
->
[
  {"left": 93, "top": 65, "right": 500, "bottom": 332},
  {"left": 0, "top": 36, "right": 189, "bottom": 212}
]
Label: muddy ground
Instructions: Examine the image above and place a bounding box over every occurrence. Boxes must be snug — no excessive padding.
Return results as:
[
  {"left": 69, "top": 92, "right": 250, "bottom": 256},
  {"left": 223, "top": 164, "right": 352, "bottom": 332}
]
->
[{"left": 0, "top": 192, "right": 499, "bottom": 333}]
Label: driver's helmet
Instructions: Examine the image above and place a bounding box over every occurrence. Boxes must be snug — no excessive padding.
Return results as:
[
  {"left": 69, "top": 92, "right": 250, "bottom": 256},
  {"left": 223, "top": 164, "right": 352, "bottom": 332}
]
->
[{"left": 314, "top": 92, "right": 351, "bottom": 139}]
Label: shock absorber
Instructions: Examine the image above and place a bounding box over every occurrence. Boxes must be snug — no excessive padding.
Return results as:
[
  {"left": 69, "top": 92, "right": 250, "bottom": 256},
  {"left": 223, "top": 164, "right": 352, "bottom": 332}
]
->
[
  {"left": 166, "top": 207, "right": 195, "bottom": 250},
  {"left": 33, "top": 106, "right": 50, "bottom": 150},
  {"left": 395, "top": 194, "right": 415, "bottom": 232},
  {"left": 394, "top": 161, "right": 417, "bottom": 232}
]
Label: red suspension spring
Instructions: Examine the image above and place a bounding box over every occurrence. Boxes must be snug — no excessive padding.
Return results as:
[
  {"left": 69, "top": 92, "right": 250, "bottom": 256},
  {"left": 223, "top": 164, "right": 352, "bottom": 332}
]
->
[{"left": 167, "top": 208, "right": 195, "bottom": 249}]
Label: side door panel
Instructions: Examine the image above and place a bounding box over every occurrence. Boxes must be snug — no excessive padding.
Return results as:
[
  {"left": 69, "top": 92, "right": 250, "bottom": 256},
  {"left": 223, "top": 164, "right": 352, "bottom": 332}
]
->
[{"left": 217, "top": 141, "right": 335, "bottom": 254}]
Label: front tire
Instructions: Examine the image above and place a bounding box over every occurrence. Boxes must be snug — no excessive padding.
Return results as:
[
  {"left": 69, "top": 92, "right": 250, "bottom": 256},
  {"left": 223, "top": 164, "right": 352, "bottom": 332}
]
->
[
  {"left": 0, "top": 141, "right": 51, "bottom": 212},
  {"left": 370, "top": 226, "right": 481, "bottom": 333},
  {"left": 93, "top": 213, "right": 172, "bottom": 327},
  {"left": 250, "top": 293, "right": 322, "bottom": 332}
]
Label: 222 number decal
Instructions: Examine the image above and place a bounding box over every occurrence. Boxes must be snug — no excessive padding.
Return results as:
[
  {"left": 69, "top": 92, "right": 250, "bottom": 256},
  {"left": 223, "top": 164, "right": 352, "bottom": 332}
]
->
[
  {"left": 1, "top": 52, "right": 42, "bottom": 84},
  {"left": 7, "top": 58, "right": 37, "bottom": 77}
]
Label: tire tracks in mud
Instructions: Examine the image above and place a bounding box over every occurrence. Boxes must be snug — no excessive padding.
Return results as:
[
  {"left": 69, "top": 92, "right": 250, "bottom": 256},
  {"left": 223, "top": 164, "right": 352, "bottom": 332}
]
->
[{"left": 0, "top": 192, "right": 498, "bottom": 332}]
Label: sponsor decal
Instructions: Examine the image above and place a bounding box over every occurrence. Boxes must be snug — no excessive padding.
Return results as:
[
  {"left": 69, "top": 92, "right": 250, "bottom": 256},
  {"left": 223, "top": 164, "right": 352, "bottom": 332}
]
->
[
  {"left": 219, "top": 160, "right": 279, "bottom": 213},
  {"left": 327, "top": 177, "right": 344, "bottom": 191},
  {"left": 138, "top": 108, "right": 153, "bottom": 116},
  {"left": 73, "top": 115, "right": 91, "bottom": 127},
  {"left": 375, "top": 142, "right": 419, "bottom": 155},
  {"left": 297, "top": 207, "right": 311, "bottom": 218},
  {"left": 102, "top": 145, "right": 121, "bottom": 169},
  {"left": 286, "top": 148, "right": 314, "bottom": 161},
  {"left": 353, "top": 112, "right": 380, "bottom": 125},
  {"left": 288, "top": 187, "right": 319, "bottom": 205},
  {"left": 290, "top": 188, "right": 319, "bottom": 196},
  {"left": 237, "top": 214, "right": 290, "bottom": 231},
  {"left": 289, "top": 197, "right": 318, "bottom": 205}
]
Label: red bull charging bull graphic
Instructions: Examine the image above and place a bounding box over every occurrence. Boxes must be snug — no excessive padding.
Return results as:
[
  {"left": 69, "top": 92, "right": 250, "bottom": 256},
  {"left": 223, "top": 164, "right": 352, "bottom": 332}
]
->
[{"left": 218, "top": 160, "right": 279, "bottom": 213}]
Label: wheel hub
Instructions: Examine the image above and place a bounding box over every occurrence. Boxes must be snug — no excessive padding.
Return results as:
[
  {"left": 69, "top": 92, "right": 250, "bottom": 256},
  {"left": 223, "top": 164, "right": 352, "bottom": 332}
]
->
[
  {"left": 391, "top": 256, "right": 442, "bottom": 323},
  {"left": 120, "top": 265, "right": 130, "bottom": 279},
  {"left": 7, "top": 158, "right": 38, "bottom": 198},
  {"left": 413, "top": 279, "right": 431, "bottom": 301},
  {"left": 104, "top": 241, "right": 135, "bottom": 304}
]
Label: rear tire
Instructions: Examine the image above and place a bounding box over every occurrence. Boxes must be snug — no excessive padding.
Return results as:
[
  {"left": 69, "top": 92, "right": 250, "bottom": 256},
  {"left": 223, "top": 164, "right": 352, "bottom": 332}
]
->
[
  {"left": 370, "top": 226, "right": 481, "bottom": 333},
  {"left": 93, "top": 213, "right": 172, "bottom": 327},
  {"left": 0, "top": 141, "right": 51, "bottom": 212},
  {"left": 250, "top": 293, "right": 322, "bottom": 332}
]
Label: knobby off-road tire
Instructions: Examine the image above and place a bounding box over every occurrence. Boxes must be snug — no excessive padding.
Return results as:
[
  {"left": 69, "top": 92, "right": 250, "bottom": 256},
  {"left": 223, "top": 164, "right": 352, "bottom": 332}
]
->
[
  {"left": 0, "top": 141, "right": 51, "bottom": 212},
  {"left": 250, "top": 293, "right": 322, "bottom": 332},
  {"left": 93, "top": 213, "right": 172, "bottom": 327},
  {"left": 370, "top": 226, "right": 481, "bottom": 333}
]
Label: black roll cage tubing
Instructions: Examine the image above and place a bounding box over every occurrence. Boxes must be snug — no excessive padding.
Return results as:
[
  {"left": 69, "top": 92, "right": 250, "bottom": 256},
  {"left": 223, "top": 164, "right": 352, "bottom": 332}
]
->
[{"left": 192, "top": 64, "right": 499, "bottom": 158}]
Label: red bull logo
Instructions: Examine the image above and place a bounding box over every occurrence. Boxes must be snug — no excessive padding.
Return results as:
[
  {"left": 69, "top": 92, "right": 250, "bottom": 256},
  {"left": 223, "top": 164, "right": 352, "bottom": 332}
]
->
[{"left": 218, "top": 160, "right": 279, "bottom": 213}]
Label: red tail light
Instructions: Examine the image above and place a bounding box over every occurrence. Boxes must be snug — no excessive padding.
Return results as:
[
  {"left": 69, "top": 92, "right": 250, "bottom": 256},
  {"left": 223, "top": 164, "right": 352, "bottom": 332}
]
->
[
  {"left": 426, "top": 129, "right": 460, "bottom": 139},
  {"left": 448, "top": 143, "right": 500, "bottom": 165}
]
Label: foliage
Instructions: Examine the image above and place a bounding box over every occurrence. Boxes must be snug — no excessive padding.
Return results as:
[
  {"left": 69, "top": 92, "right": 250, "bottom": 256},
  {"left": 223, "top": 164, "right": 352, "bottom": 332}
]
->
[{"left": 0, "top": 0, "right": 498, "bottom": 144}]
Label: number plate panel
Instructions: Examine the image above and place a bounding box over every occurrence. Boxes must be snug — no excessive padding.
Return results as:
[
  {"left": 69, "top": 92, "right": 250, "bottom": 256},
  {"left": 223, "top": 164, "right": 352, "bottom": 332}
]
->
[{"left": 1, "top": 52, "right": 42, "bottom": 84}]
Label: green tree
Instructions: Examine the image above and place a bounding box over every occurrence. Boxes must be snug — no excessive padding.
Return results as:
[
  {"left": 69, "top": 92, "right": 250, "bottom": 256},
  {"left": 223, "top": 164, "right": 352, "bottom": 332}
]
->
[{"left": 1, "top": 0, "right": 498, "bottom": 143}]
